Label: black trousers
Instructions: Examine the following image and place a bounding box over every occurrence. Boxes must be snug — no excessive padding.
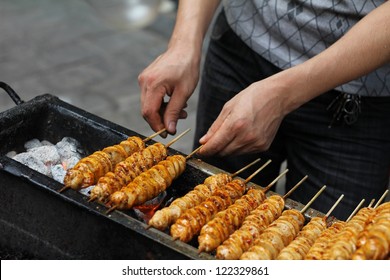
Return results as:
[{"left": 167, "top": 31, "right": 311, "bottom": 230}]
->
[{"left": 193, "top": 11, "right": 390, "bottom": 221}]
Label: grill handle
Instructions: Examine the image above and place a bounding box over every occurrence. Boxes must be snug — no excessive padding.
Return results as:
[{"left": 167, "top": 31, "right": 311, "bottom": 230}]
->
[{"left": 0, "top": 81, "right": 24, "bottom": 105}]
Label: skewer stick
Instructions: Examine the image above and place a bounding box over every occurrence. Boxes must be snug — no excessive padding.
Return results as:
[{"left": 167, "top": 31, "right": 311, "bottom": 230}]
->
[
  {"left": 346, "top": 199, "right": 365, "bottom": 222},
  {"left": 230, "top": 158, "right": 261, "bottom": 177},
  {"left": 165, "top": 128, "right": 191, "bottom": 148},
  {"left": 368, "top": 199, "right": 375, "bottom": 208},
  {"left": 106, "top": 205, "right": 117, "bottom": 214},
  {"left": 325, "top": 194, "right": 344, "bottom": 218},
  {"left": 374, "top": 189, "right": 389, "bottom": 208},
  {"left": 243, "top": 159, "right": 272, "bottom": 183},
  {"left": 59, "top": 185, "right": 70, "bottom": 193},
  {"left": 142, "top": 128, "right": 167, "bottom": 142},
  {"left": 262, "top": 169, "right": 289, "bottom": 193},
  {"left": 283, "top": 175, "right": 308, "bottom": 199},
  {"left": 186, "top": 145, "right": 203, "bottom": 159},
  {"left": 300, "top": 185, "right": 326, "bottom": 214}
]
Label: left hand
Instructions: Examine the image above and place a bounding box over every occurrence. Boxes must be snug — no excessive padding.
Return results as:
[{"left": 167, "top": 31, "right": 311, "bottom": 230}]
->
[{"left": 198, "top": 78, "right": 288, "bottom": 157}]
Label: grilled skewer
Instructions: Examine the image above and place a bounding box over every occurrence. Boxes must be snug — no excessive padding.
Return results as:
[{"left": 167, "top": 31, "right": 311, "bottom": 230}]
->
[
  {"left": 89, "top": 129, "right": 190, "bottom": 203},
  {"left": 106, "top": 146, "right": 202, "bottom": 213},
  {"left": 304, "top": 198, "right": 366, "bottom": 260},
  {"left": 198, "top": 169, "right": 288, "bottom": 253},
  {"left": 240, "top": 185, "right": 326, "bottom": 260},
  {"left": 147, "top": 158, "right": 262, "bottom": 231},
  {"left": 59, "top": 129, "right": 166, "bottom": 192},
  {"left": 276, "top": 194, "right": 344, "bottom": 260},
  {"left": 352, "top": 201, "right": 390, "bottom": 260},
  {"left": 170, "top": 163, "right": 271, "bottom": 243},
  {"left": 215, "top": 175, "right": 308, "bottom": 260},
  {"left": 322, "top": 203, "right": 376, "bottom": 260}
]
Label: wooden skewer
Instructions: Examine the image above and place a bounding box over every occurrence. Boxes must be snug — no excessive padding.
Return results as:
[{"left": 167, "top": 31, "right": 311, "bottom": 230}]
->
[
  {"left": 374, "top": 189, "right": 389, "bottom": 209},
  {"left": 325, "top": 194, "right": 344, "bottom": 218},
  {"left": 368, "top": 199, "right": 376, "bottom": 208},
  {"left": 186, "top": 145, "right": 202, "bottom": 159},
  {"left": 243, "top": 159, "right": 272, "bottom": 184},
  {"left": 300, "top": 185, "right": 326, "bottom": 214},
  {"left": 165, "top": 128, "right": 191, "bottom": 148},
  {"left": 142, "top": 128, "right": 167, "bottom": 142},
  {"left": 230, "top": 158, "right": 261, "bottom": 177},
  {"left": 262, "top": 169, "right": 289, "bottom": 193},
  {"left": 283, "top": 175, "right": 308, "bottom": 199},
  {"left": 346, "top": 198, "right": 365, "bottom": 223}
]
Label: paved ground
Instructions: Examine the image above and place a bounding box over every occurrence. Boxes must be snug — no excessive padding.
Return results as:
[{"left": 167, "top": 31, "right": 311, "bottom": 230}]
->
[{"left": 0, "top": 0, "right": 198, "bottom": 154}]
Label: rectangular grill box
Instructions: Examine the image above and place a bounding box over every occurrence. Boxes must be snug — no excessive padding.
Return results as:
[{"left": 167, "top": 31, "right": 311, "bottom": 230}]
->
[{"left": 0, "top": 82, "right": 325, "bottom": 259}]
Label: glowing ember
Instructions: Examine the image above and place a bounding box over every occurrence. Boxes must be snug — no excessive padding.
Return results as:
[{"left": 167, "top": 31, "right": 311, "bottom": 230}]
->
[{"left": 133, "top": 192, "right": 167, "bottom": 223}]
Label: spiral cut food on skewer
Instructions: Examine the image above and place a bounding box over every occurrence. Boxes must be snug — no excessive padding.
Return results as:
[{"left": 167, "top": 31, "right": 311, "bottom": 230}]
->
[
  {"left": 170, "top": 179, "right": 247, "bottom": 242},
  {"left": 215, "top": 195, "right": 285, "bottom": 259},
  {"left": 148, "top": 159, "right": 265, "bottom": 231},
  {"left": 276, "top": 216, "right": 327, "bottom": 260},
  {"left": 240, "top": 209, "right": 306, "bottom": 260},
  {"left": 88, "top": 129, "right": 190, "bottom": 203},
  {"left": 89, "top": 142, "right": 167, "bottom": 203},
  {"left": 321, "top": 206, "right": 375, "bottom": 260},
  {"left": 197, "top": 169, "right": 288, "bottom": 253},
  {"left": 352, "top": 201, "right": 390, "bottom": 260},
  {"left": 62, "top": 136, "right": 146, "bottom": 191},
  {"left": 108, "top": 154, "right": 187, "bottom": 211},
  {"left": 169, "top": 162, "right": 272, "bottom": 242},
  {"left": 215, "top": 175, "right": 306, "bottom": 260},
  {"left": 148, "top": 173, "right": 232, "bottom": 231},
  {"left": 276, "top": 194, "right": 344, "bottom": 260},
  {"left": 198, "top": 188, "right": 266, "bottom": 253},
  {"left": 239, "top": 185, "right": 326, "bottom": 260}
]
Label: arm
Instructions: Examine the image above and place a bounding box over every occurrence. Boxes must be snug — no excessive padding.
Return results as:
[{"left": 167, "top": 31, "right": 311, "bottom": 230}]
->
[
  {"left": 139, "top": 0, "right": 221, "bottom": 135},
  {"left": 199, "top": 1, "right": 390, "bottom": 156}
]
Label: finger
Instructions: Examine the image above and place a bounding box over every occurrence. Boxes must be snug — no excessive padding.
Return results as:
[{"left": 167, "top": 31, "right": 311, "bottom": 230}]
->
[
  {"left": 163, "top": 90, "right": 189, "bottom": 134},
  {"left": 140, "top": 87, "right": 167, "bottom": 134},
  {"left": 199, "top": 107, "right": 230, "bottom": 144},
  {"left": 199, "top": 117, "right": 236, "bottom": 157}
]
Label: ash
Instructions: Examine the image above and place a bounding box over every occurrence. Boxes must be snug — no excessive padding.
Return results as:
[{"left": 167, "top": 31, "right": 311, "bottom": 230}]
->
[{"left": 8, "top": 137, "right": 84, "bottom": 183}]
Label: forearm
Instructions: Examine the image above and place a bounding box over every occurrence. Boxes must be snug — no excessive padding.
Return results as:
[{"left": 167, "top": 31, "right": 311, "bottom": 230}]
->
[
  {"left": 275, "top": 1, "right": 390, "bottom": 114},
  {"left": 168, "top": 0, "right": 221, "bottom": 59}
]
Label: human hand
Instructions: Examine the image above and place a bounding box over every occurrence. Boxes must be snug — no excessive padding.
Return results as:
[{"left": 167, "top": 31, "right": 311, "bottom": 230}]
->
[
  {"left": 138, "top": 46, "right": 200, "bottom": 136},
  {"left": 198, "top": 79, "right": 288, "bottom": 156}
]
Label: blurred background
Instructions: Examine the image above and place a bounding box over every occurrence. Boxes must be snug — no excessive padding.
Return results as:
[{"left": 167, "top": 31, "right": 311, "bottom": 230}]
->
[{"left": 0, "top": 0, "right": 200, "bottom": 154}]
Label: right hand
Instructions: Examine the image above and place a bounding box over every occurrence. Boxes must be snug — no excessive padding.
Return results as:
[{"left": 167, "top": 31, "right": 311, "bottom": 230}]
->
[{"left": 138, "top": 46, "right": 201, "bottom": 136}]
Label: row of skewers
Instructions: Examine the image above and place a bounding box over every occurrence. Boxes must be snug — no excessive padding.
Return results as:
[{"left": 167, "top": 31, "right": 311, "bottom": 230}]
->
[{"left": 59, "top": 129, "right": 390, "bottom": 260}]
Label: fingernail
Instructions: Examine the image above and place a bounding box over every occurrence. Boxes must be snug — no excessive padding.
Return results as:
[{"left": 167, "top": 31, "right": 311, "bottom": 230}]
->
[{"left": 168, "top": 121, "right": 176, "bottom": 134}]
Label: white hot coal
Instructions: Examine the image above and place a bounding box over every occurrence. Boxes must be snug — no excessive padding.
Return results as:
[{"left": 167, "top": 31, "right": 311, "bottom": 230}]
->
[{"left": 8, "top": 137, "right": 84, "bottom": 183}]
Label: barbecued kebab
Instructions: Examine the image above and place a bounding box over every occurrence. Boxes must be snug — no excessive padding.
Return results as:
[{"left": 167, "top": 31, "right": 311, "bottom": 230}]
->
[
  {"left": 352, "top": 195, "right": 390, "bottom": 260},
  {"left": 197, "top": 169, "right": 289, "bottom": 253},
  {"left": 106, "top": 145, "right": 203, "bottom": 214},
  {"left": 170, "top": 162, "right": 275, "bottom": 243},
  {"left": 304, "top": 198, "right": 366, "bottom": 260},
  {"left": 88, "top": 129, "right": 191, "bottom": 203},
  {"left": 147, "top": 158, "right": 262, "bottom": 231},
  {"left": 276, "top": 194, "right": 344, "bottom": 260},
  {"left": 215, "top": 175, "right": 308, "bottom": 260},
  {"left": 240, "top": 185, "right": 326, "bottom": 260},
  {"left": 59, "top": 129, "right": 166, "bottom": 192},
  {"left": 321, "top": 196, "right": 384, "bottom": 260}
]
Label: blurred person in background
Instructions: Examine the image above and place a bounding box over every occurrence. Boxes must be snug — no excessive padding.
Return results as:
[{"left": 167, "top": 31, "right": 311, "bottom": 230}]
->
[{"left": 138, "top": 0, "right": 390, "bottom": 220}]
